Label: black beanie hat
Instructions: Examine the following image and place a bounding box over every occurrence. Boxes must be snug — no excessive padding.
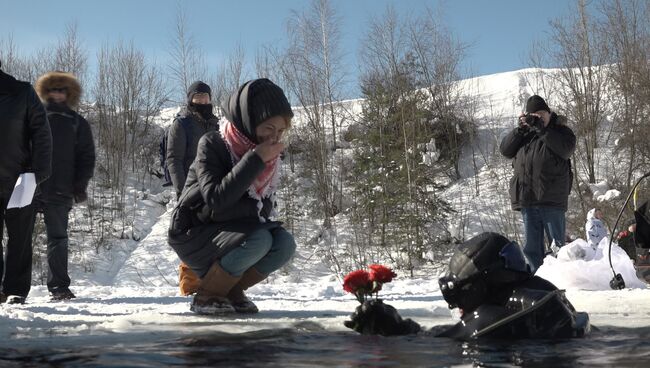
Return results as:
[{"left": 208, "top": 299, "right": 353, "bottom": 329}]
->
[
  {"left": 222, "top": 78, "right": 293, "bottom": 142},
  {"left": 247, "top": 78, "right": 293, "bottom": 128},
  {"left": 525, "top": 95, "right": 550, "bottom": 113},
  {"left": 187, "top": 81, "right": 211, "bottom": 104}
]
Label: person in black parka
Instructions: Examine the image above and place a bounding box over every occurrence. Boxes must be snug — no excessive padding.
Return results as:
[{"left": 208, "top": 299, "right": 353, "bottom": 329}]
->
[
  {"left": 345, "top": 232, "right": 590, "bottom": 340},
  {"left": 168, "top": 78, "right": 296, "bottom": 315},
  {"left": 0, "top": 62, "right": 52, "bottom": 304},
  {"left": 34, "top": 71, "right": 96, "bottom": 301},
  {"left": 500, "top": 95, "right": 576, "bottom": 272},
  {"left": 166, "top": 82, "right": 219, "bottom": 296},
  {"left": 166, "top": 81, "right": 219, "bottom": 199}
]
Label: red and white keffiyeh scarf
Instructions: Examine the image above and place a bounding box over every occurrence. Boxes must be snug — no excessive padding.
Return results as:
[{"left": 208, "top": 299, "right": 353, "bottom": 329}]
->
[{"left": 220, "top": 119, "right": 281, "bottom": 201}]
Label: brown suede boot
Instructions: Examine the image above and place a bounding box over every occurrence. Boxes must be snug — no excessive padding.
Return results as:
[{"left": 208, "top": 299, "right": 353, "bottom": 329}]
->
[
  {"left": 227, "top": 268, "right": 267, "bottom": 313},
  {"left": 190, "top": 262, "right": 241, "bottom": 315},
  {"left": 179, "top": 262, "right": 200, "bottom": 296}
]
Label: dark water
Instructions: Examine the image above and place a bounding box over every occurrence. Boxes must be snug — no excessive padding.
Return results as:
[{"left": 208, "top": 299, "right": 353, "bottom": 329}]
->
[{"left": 1, "top": 323, "right": 649, "bottom": 367}]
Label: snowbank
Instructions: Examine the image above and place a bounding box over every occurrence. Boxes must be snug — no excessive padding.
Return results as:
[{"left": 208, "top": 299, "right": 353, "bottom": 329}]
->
[{"left": 536, "top": 237, "right": 646, "bottom": 290}]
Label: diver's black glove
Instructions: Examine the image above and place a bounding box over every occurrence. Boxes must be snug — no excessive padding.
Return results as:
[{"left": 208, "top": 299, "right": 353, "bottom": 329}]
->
[{"left": 344, "top": 299, "right": 421, "bottom": 336}]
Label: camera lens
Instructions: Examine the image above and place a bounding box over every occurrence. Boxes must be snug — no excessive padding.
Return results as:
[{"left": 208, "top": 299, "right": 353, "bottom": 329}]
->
[{"left": 524, "top": 115, "right": 535, "bottom": 124}]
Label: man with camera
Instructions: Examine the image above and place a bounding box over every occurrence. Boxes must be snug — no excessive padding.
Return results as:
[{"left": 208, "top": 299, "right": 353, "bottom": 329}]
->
[{"left": 500, "top": 95, "right": 576, "bottom": 272}]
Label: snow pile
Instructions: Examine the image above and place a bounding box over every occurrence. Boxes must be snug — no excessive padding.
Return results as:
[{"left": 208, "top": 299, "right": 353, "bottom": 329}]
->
[
  {"left": 586, "top": 180, "right": 621, "bottom": 202},
  {"left": 536, "top": 237, "right": 646, "bottom": 290}
]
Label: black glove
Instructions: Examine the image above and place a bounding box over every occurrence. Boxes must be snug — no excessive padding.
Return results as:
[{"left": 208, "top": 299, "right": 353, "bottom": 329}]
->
[
  {"left": 74, "top": 191, "right": 88, "bottom": 203},
  {"left": 344, "top": 299, "right": 421, "bottom": 336},
  {"left": 517, "top": 120, "right": 530, "bottom": 134}
]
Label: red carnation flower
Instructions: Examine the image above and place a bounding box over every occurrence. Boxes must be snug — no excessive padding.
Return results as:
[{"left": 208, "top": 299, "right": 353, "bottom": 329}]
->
[
  {"left": 343, "top": 270, "right": 372, "bottom": 295},
  {"left": 368, "top": 264, "right": 397, "bottom": 284},
  {"left": 343, "top": 265, "right": 398, "bottom": 304}
]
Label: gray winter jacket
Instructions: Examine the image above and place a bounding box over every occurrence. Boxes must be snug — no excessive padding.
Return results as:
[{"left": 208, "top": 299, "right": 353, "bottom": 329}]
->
[{"left": 166, "top": 107, "right": 218, "bottom": 196}]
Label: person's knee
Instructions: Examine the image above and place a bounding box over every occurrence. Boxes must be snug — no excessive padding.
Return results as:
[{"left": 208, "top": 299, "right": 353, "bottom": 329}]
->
[
  {"left": 244, "top": 229, "right": 274, "bottom": 254},
  {"left": 272, "top": 229, "right": 297, "bottom": 260}
]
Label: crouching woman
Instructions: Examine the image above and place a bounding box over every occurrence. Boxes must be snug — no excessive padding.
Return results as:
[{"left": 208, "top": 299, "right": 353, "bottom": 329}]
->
[{"left": 168, "top": 78, "right": 296, "bottom": 315}]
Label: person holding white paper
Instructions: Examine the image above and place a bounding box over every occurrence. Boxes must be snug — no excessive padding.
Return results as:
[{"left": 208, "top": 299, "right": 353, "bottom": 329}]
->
[
  {"left": 0, "top": 61, "right": 52, "bottom": 305},
  {"left": 8, "top": 173, "right": 37, "bottom": 209}
]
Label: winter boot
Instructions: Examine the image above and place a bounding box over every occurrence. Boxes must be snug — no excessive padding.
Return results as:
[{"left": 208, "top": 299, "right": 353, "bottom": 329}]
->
[
  {"left": 190, "top": 262, "right": 240, "bottom": 315},
  {"left": 5, "top": 295, "right": 26, "bottom": 304},
  {"left": 50, "top": 287, "right": 76, "bottom": 301},
  {"left": 179, "top": 262, "right": 200, "bottom": 296},
  {"left": 227, "top": 267, "right": 267, "bottom": 314}
]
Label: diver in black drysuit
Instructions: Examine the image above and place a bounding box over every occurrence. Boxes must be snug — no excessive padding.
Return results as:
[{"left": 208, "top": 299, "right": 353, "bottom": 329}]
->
[{"left": 345, "top": 232, "right": 590, "bottom": 339}]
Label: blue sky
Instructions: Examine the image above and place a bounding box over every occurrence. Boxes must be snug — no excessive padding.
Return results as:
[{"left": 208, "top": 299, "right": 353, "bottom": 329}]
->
[{"left": 1, "top": 0, "right": 578, "bottom": 98}]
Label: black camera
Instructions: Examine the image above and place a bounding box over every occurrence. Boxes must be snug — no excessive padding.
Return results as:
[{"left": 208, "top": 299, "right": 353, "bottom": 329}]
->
[
  {"left": 523, "top": 113, "right": 543, "bottom": 129},
  {"left": 524, "top": 113, "right": 537, "bottom": 125}
]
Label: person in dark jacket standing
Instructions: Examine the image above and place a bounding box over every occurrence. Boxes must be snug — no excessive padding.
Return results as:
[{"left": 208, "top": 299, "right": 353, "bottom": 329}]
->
[
  {"left": 500, "top": 95, "right": 576, "bottom": 272},
  {"left": 166, "top": 81, "right": 219, "bottom": 296},
  {"left": 0, "top": 62, "right": 52, "bottom": 304},
  {"left": 168, "top": 78, "right": 296, "bottom": 315},
  {"left": 166, "top": 81, "right": 219, "bottom": 199},
  {"left": 35, "top": 71, "right": 95, "bottom": 301}
]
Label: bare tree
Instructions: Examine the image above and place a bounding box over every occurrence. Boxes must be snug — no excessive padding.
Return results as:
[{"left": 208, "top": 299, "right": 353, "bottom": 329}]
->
[
  {"left": 93, "top": 40, "right": 168, "bottom": 239},
  {"left": 279, "top": 0, "right": 347, "bottom": 228},
  {"left": 0, "top": 34, "right": 23, "bottom": 76},
  {"left": 52, "top": 22, "right": 88, "bottom": 88},
  {"left": 213, "top": 43, "right": 247, "bottom": 108},
  {"left": 168, "top": 3, "right": 207, "bottom": 103},
  {"left": 600, "top": 0, "right": 650, "bottom": 188},
  {"left": 0, "top": 35, "right": 53, "bottom": 83},
  {"left": 406, "top": 7, "right": 471, "bottom": 180},
  {"left": 548, "top": 0, "right": 609, "bottom": 184}
]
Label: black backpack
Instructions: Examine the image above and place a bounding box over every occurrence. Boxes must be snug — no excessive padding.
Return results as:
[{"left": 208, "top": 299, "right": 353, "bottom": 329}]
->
[{"left": 159, "top": 116, "right": 192, "bottom": 187}]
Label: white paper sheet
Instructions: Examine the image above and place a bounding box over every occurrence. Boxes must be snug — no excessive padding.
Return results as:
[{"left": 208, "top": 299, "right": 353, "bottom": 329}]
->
[{"left": 7, "top": 173, "right": 36, "bottom": 209}]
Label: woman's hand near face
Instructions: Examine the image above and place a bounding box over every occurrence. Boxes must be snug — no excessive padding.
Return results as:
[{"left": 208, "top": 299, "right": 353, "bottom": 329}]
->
[{"left": 254, "top": 140, "right": 285, "bottom": 162}]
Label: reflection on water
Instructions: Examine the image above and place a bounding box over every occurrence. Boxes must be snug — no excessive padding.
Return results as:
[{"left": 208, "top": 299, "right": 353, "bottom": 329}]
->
[{"left": 1, "top": 323, "right": 649, "bottom": 367}]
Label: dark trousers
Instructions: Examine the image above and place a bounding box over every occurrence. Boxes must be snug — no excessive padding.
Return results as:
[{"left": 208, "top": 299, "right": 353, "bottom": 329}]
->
[
  {"left": 0, "top": 197, "right": 36, "bottom": 297},
  {"left": 42, "top": 203, "right": 72, "bottom": 291}
]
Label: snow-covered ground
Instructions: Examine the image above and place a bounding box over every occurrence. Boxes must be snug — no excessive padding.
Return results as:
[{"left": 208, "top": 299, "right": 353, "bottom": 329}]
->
[{"left": 1, "top": 202, "right": 648, "bottom": 343}]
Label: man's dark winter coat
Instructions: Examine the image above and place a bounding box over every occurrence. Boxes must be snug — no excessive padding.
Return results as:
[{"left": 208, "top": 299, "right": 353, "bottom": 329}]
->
[
  {"left": 34, "top": 72, "right": 95, "bottom": 206},
  {"left": 499, "top": 113, "right": 576, "bottom": 211},
  {"left": 0, "top": 67, "right": 51, "bottom": 299},
  {"left": 39, "top": 103, "right": 95, "bottom": 205},
  {"left": 166, "top": 107, "right": 218, "bottom": 196},
  {"left": 0, "top": 69, "right": 52, "bottom": 195}
]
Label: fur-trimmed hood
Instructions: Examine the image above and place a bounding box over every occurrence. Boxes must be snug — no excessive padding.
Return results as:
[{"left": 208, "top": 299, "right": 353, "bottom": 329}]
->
[
  {"left": 35, "top": 71, "right": 82, "bottom": 109},
  {"left": 552, "top": 112, "right": 568, "bottom": 126}
]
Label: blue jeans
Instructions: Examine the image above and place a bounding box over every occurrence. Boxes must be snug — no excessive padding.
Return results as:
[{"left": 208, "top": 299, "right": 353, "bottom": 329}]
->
[
  {"left": 220, "top": 226, "right": 296, "bottom": 277},
  {"left": 521, "top": 206, "right": 566, "bottom": 272}
]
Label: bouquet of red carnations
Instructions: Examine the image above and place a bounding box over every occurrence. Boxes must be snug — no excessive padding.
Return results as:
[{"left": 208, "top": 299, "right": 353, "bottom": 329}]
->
[{"left": 342, "top": 264, "right": 396, "bottom": 303}]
